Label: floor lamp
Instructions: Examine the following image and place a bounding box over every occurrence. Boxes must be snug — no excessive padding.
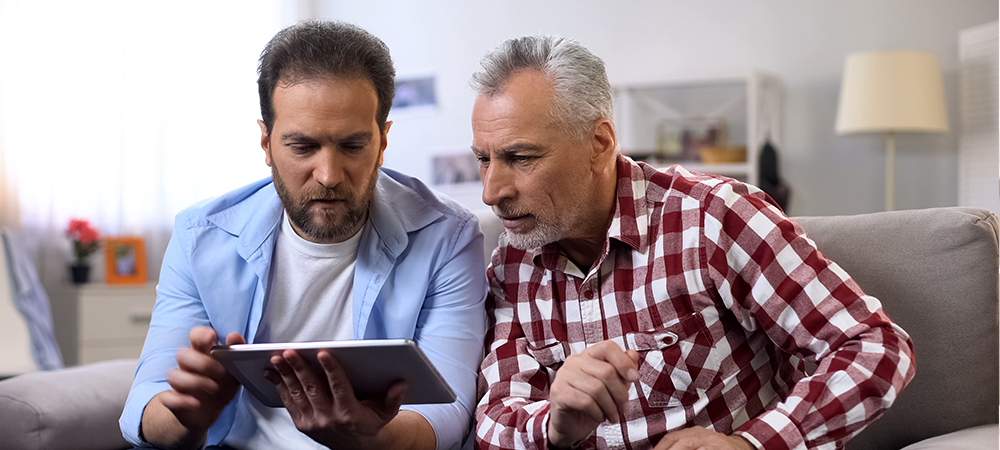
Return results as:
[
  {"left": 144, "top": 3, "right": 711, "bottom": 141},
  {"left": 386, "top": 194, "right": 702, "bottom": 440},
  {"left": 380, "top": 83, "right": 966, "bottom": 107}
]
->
[{"left": 835, "top": 51, "right": 949, "bottom": 211}]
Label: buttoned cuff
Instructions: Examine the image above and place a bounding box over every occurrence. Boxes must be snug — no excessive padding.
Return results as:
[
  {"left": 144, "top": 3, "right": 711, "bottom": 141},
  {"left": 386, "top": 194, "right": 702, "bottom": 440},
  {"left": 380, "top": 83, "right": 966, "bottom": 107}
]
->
[{"left": 736, "top": 408, "right": 805, "bottom": 450}]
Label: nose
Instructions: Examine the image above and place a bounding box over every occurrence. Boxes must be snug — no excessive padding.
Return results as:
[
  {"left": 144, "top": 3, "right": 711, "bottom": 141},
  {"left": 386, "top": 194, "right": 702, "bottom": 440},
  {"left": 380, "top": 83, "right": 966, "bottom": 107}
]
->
[
  {"left": 481, "top": 161, "right": 515, "bottom": 207},
  {"left": 313, "top": 148, "right": 343, "bottom": 189}
]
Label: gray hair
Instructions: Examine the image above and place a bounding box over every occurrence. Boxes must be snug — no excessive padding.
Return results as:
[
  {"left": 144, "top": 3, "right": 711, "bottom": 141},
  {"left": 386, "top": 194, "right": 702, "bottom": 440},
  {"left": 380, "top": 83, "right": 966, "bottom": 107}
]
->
[{"left": 470, "top": 35, "right": 614, "bottom": 139}]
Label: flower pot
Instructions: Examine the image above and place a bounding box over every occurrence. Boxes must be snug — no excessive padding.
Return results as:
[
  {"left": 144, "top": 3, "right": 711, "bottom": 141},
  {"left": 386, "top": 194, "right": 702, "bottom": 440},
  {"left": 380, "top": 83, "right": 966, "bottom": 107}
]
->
[{"left": 69, "top": 264, "right": 91, "bottom": 284}]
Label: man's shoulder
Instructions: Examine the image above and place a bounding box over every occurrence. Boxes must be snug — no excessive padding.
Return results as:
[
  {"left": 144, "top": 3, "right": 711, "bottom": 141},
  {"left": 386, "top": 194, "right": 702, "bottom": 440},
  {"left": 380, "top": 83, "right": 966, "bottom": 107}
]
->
[
  {"left": 633, "top": 161, "right": 731, "bottom": 204},
  {"left": 174, "top": 177, "right": 278, "bottom": 231},
  {"left": 377, "top": 168, "right": 478, "bottom": 230}
]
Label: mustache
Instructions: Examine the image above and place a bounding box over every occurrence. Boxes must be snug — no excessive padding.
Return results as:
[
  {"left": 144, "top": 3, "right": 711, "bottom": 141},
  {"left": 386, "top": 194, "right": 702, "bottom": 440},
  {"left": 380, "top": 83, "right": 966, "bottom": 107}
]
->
[
  {"left": 493, "top": 200, "right": 529, "bottom": 218},
  {"left": 301, "top": 185, "right": 350, "bottom": 203}
]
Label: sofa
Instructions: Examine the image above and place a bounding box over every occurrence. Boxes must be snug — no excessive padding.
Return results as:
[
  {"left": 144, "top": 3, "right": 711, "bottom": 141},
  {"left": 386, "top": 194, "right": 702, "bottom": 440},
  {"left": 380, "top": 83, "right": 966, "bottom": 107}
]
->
[{"left": 0, "top": 206, "right": 997, "bottom": 450}]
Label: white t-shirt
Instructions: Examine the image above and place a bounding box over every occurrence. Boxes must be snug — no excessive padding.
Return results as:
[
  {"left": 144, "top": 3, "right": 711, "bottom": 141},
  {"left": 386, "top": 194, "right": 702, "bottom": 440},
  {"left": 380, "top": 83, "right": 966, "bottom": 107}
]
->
[{"left": 226, "top": 211, "right": 361, "bottom": 448}]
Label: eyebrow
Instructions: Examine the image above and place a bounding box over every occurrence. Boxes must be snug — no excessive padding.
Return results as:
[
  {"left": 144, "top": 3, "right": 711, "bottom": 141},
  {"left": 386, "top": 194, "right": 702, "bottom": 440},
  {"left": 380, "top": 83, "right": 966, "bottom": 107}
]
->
[
  {"left": 471, "top": 143, "right": 544, "bottom": 157},
  {"left": 279, "top": 131, "right": 373, "bottom": 143}
]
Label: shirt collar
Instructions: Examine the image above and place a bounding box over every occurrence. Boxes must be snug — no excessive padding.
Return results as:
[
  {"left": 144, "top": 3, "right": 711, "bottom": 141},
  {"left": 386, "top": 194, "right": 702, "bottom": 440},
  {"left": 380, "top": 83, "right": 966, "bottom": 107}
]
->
[{"left": 529, "top": 153, "right": 651, "bottom": 272}]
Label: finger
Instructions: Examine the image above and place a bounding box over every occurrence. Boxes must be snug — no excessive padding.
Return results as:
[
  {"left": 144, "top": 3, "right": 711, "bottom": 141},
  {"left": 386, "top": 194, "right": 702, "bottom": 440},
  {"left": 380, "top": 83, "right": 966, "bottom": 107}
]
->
[
  {"left": 270, "top": 351, "right": 314, "bottom": 416},
  {"left": 586, "top": 341, "right": 639, "bottom": 382},
  {"left": 176, "top": 347, "right": 229, "bottom": 380},
  {"left": 188, "top": 326, "right": 219, "bottom": 354},
  {"left": 166, "top": 367, "right": 220, "bottom": 398},
  {"left": 550, "top": 380, "right": 608, "bottom": 424},
  {"left": 284, "top": 349, "right": 331, "bottom": 409},
  {"left": 375, "top": 379, "right": 407, "bottom": 418},
  {"left": 626, "top": 349, "right": 639, "bottom": 364},
  {"left": 316, "top": 350, "right": 357, "bottom": 408},
  {"left": 157, "top": 388, "right": 202, "bottom": 411},
  {"left": 264, "top": 360, "right": 298, "bottom": 417},
  {"left": 578, "top": 361, "right": 632, "bottom": 406},
  {"left": 563, "top": 371, "right": 623, "bottom": 422},
  {"left": 225, "top": 332, "right": 246, "bottom": 346}
]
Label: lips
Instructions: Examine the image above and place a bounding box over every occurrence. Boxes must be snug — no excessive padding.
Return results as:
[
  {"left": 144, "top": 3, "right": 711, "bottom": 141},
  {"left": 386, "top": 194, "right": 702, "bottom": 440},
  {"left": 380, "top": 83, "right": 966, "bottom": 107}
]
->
[
  {"left": 308, "top": 198, "right": 346, "bottom": 209},
  {"left": 498, "top": 214, "right": 532, "bottom": 230}
]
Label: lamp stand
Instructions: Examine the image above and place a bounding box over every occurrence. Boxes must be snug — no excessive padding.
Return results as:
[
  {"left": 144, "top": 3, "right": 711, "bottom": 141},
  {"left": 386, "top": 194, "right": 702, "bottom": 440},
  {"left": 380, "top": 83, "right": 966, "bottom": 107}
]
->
[{"left": 885, "top": 131, "right": 895, "bottom": 211}]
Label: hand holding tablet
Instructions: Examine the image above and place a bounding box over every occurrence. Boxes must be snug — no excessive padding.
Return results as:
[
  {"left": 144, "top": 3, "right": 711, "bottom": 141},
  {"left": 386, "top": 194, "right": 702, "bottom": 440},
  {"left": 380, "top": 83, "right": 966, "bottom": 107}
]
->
[{"left": 210, "top": 339, "right": 456, "bottom": 408}]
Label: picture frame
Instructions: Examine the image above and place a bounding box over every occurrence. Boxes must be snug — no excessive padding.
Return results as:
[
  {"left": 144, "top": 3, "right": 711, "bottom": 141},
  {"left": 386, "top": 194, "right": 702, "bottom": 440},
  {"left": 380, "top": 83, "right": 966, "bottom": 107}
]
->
[
  {"left": 104, "top": 236, "right": 147, "bottom": 285},
  {"left": 392, "top": 74, "right": 437, "bottom": 111}
]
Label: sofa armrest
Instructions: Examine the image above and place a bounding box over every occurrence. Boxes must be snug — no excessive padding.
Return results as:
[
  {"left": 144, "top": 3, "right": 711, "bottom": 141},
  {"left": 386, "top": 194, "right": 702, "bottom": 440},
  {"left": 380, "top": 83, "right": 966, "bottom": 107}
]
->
[{"left": 0, "top": 359, "right": 137, "bottom": 450}]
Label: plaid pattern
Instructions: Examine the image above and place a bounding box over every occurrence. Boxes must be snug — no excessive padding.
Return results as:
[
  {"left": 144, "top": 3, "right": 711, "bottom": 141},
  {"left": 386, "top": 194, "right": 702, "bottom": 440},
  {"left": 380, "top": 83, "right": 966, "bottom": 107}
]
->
[{"left": 475, "top": 155, "right": 914, "bottom": 450}]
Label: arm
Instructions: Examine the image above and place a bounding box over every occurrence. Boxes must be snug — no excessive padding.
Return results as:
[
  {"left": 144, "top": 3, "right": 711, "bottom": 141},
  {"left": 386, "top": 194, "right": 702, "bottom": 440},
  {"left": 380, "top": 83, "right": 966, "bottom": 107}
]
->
[
  {"left": 700, "top": 185, "right": 915, "bottom": 449},
  {"left": 476, "top": 260, "right": 639, "bottom": 450},
  {"left": 121, "top": 213, "right": 257, "bottom": 447},
  {"left": 141, "top": 327, "right": 245, "bottom": 448}
]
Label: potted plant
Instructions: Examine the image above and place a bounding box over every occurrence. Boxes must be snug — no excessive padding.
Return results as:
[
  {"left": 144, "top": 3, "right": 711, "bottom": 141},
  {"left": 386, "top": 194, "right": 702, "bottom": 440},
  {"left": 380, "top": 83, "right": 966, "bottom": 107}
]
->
[{"left": 66, "top": 218, "right": 100, "bottom": 283}]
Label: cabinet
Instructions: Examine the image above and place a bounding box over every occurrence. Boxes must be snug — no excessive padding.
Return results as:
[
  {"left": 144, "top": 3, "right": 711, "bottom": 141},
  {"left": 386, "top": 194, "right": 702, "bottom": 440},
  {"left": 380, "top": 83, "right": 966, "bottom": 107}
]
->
[
  {"left": 613, "top": 73, "right": 782, "bottom": 186},
  {"left": 50, "top": 283, "right": 156, "bottom": 366}
]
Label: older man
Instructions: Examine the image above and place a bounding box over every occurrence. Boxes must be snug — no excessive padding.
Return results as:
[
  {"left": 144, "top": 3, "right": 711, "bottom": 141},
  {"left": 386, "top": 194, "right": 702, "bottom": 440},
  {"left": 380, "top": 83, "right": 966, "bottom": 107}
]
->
[{"left": 471, "top": 36, "right": 914, "bottom": 450}]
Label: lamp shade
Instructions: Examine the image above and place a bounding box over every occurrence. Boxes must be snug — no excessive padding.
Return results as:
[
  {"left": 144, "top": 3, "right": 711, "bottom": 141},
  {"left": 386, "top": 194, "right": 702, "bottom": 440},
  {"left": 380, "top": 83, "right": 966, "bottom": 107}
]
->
[{"left": 835, "top": 51, "right": 949, "bottom": 134}]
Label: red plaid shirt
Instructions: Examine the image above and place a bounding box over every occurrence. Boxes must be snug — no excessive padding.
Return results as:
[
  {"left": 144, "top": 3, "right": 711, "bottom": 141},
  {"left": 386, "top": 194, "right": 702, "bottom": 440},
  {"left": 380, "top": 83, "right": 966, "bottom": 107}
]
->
[{"left": 476, "top": 155, "right": 914, "bottom": 450}]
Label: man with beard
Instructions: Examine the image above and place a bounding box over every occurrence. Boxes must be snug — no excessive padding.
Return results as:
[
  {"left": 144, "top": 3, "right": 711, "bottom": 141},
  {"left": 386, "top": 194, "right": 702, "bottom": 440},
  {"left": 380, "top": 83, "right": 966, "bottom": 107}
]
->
[
  {"left": 120, "top": 20, "right": 486, "bottom": 450},
  {"left": 470, "top": 36, "right": 914, "bottom": 450}
]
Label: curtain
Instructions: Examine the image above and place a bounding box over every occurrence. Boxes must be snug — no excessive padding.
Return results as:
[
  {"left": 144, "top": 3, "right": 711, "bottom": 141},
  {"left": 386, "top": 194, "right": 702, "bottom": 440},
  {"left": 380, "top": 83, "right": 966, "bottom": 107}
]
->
[{"left": 0, "top": 0, "right": 295, "bottom": 287}]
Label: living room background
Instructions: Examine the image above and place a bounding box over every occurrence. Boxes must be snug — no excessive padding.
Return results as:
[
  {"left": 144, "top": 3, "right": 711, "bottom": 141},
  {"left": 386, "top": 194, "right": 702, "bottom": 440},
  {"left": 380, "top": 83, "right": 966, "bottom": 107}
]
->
[{"left": 0, "top": 0, "right": 995, "bottom": 291}]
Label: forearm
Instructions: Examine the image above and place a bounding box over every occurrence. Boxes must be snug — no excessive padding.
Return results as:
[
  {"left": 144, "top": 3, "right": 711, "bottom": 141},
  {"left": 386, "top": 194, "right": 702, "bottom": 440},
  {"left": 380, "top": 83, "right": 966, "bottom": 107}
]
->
[
  {"left": 140, "top": 394, "right": 208, "bottom": 450},
  {"left": 370, "top": 411, "right": 437, "bottom": 450}
]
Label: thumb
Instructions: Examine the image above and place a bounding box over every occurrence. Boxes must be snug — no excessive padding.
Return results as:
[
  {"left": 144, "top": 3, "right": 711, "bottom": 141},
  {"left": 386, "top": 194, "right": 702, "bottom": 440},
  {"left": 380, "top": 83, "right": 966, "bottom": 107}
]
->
[{"left": 371, "top": 380, "right": 407, "bottom": 423}]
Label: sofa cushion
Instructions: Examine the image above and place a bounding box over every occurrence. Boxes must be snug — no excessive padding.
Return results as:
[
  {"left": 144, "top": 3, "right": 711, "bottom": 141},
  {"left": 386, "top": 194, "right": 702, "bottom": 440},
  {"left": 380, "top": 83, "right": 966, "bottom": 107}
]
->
[
  {"left": 900, "top": 424, "right": 999, "bottom": 450},
  {"left": 0, "top": 359, "right": 136, "bottom": 450},
  {"left": 794, "top": 207, "right": 999, "bottom": 450}
]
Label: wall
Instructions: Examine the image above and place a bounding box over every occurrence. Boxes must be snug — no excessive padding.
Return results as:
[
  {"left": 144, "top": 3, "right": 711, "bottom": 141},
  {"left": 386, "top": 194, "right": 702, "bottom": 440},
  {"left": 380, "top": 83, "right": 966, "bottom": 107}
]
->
[{"left": 312, "top": 0, "right": 997, "bottom": 216}]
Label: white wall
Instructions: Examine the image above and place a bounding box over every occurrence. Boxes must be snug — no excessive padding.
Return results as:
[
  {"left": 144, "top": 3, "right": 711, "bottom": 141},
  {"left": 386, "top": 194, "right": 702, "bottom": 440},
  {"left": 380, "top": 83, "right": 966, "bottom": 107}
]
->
[{"left": 311, "top": 0, "right": 997, "bottom": 216}]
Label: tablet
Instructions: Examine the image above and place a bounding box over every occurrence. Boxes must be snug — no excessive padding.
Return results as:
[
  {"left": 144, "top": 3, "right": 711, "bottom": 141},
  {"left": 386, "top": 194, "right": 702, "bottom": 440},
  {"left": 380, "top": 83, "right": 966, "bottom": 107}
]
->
[{"left": 211, "top": 339, "right": 456, "bottom": 408}]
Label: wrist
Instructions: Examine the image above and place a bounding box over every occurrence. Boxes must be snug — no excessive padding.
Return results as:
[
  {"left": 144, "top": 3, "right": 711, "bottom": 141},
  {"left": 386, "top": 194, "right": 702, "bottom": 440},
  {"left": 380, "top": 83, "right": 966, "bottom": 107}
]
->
[{"left": 730, "top": 433, "right": 758, "bottom": 450}]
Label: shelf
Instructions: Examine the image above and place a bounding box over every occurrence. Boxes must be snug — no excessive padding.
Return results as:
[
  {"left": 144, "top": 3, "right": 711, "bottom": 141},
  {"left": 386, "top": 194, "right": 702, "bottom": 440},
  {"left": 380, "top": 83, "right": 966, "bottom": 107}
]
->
[{"left": 613, "top": 73, "right": 782, "bottom": 187}]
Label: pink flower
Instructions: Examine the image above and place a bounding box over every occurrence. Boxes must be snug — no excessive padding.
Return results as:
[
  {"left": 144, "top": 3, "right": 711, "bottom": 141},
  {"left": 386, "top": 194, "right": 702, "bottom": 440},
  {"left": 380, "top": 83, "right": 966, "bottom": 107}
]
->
[{"left": 66, "top": 218, "right": 101, "bottom": 264}]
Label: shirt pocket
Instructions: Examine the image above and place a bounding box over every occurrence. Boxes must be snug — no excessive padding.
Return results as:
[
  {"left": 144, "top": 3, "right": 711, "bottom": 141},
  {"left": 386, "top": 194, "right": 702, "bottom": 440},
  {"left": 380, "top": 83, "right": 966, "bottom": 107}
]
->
[
  {"left": 626, "top": 312, "right": 716, "bottom": 408},
  {"left": 525, "top": 338, "right": 569, "bottom": 379}
]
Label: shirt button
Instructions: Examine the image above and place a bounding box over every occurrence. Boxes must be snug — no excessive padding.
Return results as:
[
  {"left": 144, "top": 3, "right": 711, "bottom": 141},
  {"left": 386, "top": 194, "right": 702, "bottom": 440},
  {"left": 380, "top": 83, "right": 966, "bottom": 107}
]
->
[{"left": 582, "top": 289, "right": 594, "bottom": 299}]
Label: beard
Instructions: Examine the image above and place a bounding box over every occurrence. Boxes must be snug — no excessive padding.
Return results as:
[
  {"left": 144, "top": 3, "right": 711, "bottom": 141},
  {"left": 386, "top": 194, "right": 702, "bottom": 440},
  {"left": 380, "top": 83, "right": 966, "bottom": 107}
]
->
[
  {"left": 493, "top": 200, "right": 568, "bottom": 250},
  {"left": 272, "top": 164, "right": 379, "bottom": 243}
]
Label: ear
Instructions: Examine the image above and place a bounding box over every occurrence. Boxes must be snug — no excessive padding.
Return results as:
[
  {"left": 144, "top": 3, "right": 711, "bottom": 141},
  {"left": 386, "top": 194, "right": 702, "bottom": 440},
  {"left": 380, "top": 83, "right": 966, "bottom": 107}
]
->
[
  {"left": 590, "top": 118, "right": 618, "bottom": 171},
  {"left": 258, "top": 119, "right": 273, "bottom": 167},
  {"left": 376, "top": 120, "right": 392, "bottom": 168}
]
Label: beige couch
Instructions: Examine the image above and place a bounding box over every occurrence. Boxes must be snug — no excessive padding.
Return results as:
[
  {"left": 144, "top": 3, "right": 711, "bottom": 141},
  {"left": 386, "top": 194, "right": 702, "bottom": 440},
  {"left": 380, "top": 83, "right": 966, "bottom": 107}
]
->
[{"left": 0, "top": 206, "right": 996, "bottom": 449}]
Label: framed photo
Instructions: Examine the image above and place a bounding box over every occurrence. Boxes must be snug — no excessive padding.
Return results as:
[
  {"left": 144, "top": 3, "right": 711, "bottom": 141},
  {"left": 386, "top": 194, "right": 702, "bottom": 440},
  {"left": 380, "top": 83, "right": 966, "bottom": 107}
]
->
[
  {"left": 431, "top": 152, "right": 480, "bottom": 185},
  {"left": 392, "top": 75, "right": 437, "bottom": 111},
  {"left": 104, "top": 236, "right": 147, "bottom": 285}
]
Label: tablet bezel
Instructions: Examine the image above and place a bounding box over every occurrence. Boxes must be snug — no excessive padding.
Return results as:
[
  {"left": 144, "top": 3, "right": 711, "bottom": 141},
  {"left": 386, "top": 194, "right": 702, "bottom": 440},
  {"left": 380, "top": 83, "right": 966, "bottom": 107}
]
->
[{"left": 210, "top": 339, "right": 456, "bottom": 408}]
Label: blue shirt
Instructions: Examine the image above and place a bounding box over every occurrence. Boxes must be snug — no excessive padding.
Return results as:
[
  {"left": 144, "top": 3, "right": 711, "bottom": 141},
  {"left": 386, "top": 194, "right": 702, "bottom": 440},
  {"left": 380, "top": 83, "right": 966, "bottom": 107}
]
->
[{"left": 120, "top": 169, "right": 488, "bottom": 449}]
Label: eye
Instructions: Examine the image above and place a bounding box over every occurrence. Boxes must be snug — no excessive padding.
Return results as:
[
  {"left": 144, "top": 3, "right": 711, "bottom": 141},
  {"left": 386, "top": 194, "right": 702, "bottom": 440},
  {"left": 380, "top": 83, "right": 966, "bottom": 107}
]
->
[
  {"left": 341, "top": 143, "right": 367, "bottom": 153},
  {"left": 289, "top": 144, "right": 318, "bottom": 154}
]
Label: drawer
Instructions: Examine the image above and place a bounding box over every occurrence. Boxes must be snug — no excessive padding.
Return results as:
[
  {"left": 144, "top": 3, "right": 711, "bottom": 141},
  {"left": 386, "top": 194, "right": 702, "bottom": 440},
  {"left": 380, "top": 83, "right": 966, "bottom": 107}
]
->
[{"left": 78, "top": 292, "right": 155, "bottom": 341}]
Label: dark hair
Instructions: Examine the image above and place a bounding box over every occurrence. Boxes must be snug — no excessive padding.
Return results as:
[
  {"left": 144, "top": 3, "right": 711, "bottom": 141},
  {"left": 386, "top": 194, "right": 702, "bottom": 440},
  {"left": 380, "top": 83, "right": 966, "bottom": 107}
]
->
[{"left": 258, "top": 19, "right": 395, "bottom": 135}]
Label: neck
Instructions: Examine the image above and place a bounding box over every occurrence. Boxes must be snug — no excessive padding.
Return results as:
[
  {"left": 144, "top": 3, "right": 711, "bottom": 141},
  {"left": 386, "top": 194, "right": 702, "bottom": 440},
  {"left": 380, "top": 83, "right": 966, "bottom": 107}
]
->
[{"left": 558, "top": 159, "right": 619, "bottom": 272}]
